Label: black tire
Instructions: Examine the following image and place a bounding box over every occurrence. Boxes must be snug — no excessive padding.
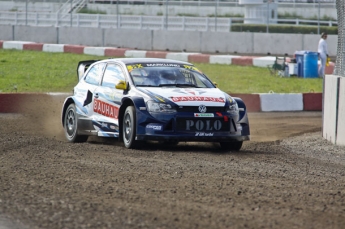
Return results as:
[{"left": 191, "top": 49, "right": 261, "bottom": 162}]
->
[
  {"left": 64, "top": 103, "right": 88, "bottom": 143},
  {"left": 122, "top": 106, "right": 140, "bottom": 149},
  {"left": 219, "top": 141, "right": 243, "bottom": 151}
]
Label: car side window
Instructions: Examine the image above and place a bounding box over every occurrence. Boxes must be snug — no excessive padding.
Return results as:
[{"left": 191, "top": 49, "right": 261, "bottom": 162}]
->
[
  {"left": 102, "top": 64, "right": 125, "bottom": 88},
  {"left": 84, "top": 63, "right": 106, "bottom": 86}
]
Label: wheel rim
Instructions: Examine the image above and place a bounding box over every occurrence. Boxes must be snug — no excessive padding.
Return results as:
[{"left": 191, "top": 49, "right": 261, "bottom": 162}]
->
[
  {"left": 123, "top": 112, "right": 132, "bottom": 143},
  {"left": 66, "top": 108, "right": 76, "bottom": 138}
]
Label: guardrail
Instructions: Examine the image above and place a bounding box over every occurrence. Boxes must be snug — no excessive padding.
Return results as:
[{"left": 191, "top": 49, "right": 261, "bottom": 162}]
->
[{"left": 0, "top": 12, "right": 337, "bottom": 31}]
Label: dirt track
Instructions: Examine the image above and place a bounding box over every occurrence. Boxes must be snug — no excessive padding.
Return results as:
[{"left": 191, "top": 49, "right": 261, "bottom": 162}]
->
[{"left": 1, "top": 96, "right": 345, "bottom": 229}]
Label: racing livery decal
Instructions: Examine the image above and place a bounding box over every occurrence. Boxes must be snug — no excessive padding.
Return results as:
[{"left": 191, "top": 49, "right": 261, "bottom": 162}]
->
[
  {"left": 127, "top": 64, "right": 144, "bottom": 72},
  {"left": 126, "top": 63, "right": 203, "bottom": 74},
  {"left": 93, "top": 98, "right": 119, "bottom": 119},
  {"left": 83, "top": 90, "right": 93, "bottom": 106},
  {"left": 171, "top": 96, "right": 225, "bottom": 103}
]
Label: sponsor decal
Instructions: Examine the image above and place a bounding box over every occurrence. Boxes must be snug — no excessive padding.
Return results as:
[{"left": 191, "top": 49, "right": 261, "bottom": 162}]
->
[
  {"left": 83, "top": 90, "right": 93, "bottom": 106},
  {"left": 93, "top": 98, "right": 119, "bottom": 119},
  {"left": 154, "top": 95, "right": 166, "bottom": 103},
  {"left": 195, "top": 132, "right": 214, "bottom": 136},
  {"left": 127, "top": 64, "right": 143, "bottom": 72},
  {"left": 194, "top": 113, "right": 214, "bottom": 117},
  {"left": 126, "top": 63, "right": 203, "bottom": 73},
  {"left": 183, "top": 65, "right": 202, "bottom": 73},
  {"left": 146, "top": 124, "right": 163, "bottom": 131},
  {"left": 186, "top": 120, "right": 222, "bottom": 131},
  {"left": 146, "top": 63, "right": 180, "bottom": 67},
  {"left": 171, "top": 96, "right": 225, "bottom": 103}
]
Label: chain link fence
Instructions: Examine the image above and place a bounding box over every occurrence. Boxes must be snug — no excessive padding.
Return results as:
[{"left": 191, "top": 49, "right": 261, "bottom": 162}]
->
[{"left": 334, "top": 0, "right": 344, "bottom": 76}]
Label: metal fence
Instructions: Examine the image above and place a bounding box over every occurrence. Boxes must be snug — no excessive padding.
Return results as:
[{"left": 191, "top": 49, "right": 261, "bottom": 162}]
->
[
  {"left": 0, "top": 0, "right": 337, "bottom": 4},
  {"left": 334, "top": 0, "right": 344, "bottom": 76},
  {"left": 0, "top": 11, "right": 337, "bottom": 32}
]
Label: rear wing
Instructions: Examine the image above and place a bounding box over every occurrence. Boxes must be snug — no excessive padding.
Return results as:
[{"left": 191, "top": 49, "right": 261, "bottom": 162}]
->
[{"left": 77, "top": 60, "right": 99, "bottom": 81}]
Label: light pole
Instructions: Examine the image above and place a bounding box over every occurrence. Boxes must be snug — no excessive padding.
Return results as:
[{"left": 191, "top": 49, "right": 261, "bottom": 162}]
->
[
  {"left": 318, "top": 0, "right": 320, "bottom": 34},
  {"left": 70, "top": 0, "right": 73, "bottom": 27},
  {"left": 215, "top": 0, "right": 218, "bottom": 32},
  {"left": 165, "top": 0, "right": 169, "bottom": 30},
  {"left": 117, "top": 0, "right": 119, "bottom": 28},
  {"left": 266, "top": 0, "right": 269, "bottom": 33},
  {"left": 25, "top": 0, "right": 28, "bottom": 25}
]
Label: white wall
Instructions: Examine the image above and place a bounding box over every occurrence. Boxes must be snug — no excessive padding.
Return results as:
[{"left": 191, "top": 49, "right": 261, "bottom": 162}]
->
[{"left": 0, "top": 25, "right": 337, "bottom": 56}]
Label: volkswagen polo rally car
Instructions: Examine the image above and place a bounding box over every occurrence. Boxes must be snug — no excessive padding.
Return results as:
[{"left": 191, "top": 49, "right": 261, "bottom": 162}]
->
[{"left": 61, "top": 58, "right": 250, "bottom": 151}]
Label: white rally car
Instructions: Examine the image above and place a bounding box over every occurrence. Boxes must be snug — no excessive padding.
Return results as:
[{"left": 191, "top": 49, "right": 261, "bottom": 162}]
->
[{"left": 61, "top": 58, "right": 250, "bottom": 150}]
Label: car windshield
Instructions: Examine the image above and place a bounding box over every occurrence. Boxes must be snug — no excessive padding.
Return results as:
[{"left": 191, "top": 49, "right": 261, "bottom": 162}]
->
[{"left": 127, "top": 65, "right": 215, "bottom": 88}]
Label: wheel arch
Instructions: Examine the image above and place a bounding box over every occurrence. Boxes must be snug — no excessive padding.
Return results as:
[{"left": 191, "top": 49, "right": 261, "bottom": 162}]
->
[
  {"left": 233, "top": 97, "right": 248, "bottom": 121},
  {"left": 118, "top": 98, "right": 135, "bottom": 140},
  {"left": 118, "top": 96, "right": 147, "bottom": 140},
  {"left": 61, "top": 97, "right": 76, "bottom": 127}
]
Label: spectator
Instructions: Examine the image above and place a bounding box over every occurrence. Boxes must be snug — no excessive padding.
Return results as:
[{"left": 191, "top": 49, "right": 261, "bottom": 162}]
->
[{"left": 318, "top": 32, "right": 329, "bottom": 78}]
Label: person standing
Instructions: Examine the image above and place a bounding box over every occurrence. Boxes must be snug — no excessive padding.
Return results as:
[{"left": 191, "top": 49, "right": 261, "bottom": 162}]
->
[{"left": 318, "top": 32, "right": 329, "bottom": 78}]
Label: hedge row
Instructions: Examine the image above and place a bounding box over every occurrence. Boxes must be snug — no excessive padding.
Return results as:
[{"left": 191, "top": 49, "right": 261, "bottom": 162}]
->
[{"left": 231, "top": 24, "right": 338, "bottom": 35}]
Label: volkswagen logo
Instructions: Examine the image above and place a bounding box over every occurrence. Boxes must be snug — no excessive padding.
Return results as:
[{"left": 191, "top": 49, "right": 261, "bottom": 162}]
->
[{"left": 198, "top": 105, "right": 207, "bottom": 113}]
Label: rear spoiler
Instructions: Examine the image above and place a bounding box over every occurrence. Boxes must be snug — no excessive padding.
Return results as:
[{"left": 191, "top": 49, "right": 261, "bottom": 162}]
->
[{"left": 77, "top": 60, "right": 99, "bottom": 81}]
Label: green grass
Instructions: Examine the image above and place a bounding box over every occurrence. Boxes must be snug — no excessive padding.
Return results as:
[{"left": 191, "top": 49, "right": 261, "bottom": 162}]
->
[
  {"left": 196, "top": 63, "right": 323, "bottom": 94},
  {"left": 0, "top": 49, "right": 323, "bottom": 93}
]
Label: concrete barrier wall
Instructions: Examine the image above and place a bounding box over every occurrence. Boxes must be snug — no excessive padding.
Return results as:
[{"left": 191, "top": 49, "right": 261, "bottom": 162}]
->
[
  {"left": 200, "top": 32, "right": 254, "bottom": 54},
  {"left": 254, "top": 33, "right": 303, "bottom": 55},
  {"left": 0, "top": 25, "right": 338, "bottom": 56},
  {"left": 260, "top": 93, "right": 303, "bottom": 112},
  {"left": 14, "top": 25, "right": 57, "bottom": 44},
  {"left": 59, "top": 27, "right": 104, "bottom": 46},
  {"left": 322, "top": 74, "right": 345, "bottom": 147},
  {"left": 153, "top": 30, "right": 201, "bottom": 53},
  {"left": 1, "top": 25, "right": 13, "bottom": 41},
  {"left": 336, "top": 77, "right": 345, "bottom": 146},
  {"left": 322, "top": 74, "right": 340, "bottom": 144},
  {"left": 104, "top": 29, "right": 153, "bottom": 50}
]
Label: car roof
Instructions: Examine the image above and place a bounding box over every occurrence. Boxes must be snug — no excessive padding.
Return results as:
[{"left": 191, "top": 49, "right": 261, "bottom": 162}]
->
[{"left": 99, "top": 58, "right": 193, "bottom": 66}]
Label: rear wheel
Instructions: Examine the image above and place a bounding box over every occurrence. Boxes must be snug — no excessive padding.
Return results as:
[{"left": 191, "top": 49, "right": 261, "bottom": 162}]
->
[
  {"left": 122, "top": 106, "right": 141, "bottom": 149},
  {"left": 219, "top": 141, "right": 243, "bottom": 151},
  {"left": 64, "top": 103, "right": 88, "bottom": 143}
]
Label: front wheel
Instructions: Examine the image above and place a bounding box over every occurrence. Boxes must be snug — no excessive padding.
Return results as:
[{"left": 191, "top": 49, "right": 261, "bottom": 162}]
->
[
  {"left": 64, "top": 103, "right": 88, "bottom": 143},
  {"left": 219, "top": 141, "right": 243, "bottom": 151},
  {"left": 122, "top": 106, "right": 141, "bottom": 149}
]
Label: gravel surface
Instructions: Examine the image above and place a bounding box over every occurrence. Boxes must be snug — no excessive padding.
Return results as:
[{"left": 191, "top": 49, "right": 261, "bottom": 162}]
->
[{"left": 0, "top": 96, "right": 344, "bottom": 229}]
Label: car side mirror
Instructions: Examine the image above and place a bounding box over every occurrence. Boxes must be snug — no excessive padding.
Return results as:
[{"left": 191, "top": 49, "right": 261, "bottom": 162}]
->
[
  {"left": 115, "top": 80, "right": 127, "bottom": 90},
  {"left": 213, "top": 82, "right": 218, "bottom": 88}
]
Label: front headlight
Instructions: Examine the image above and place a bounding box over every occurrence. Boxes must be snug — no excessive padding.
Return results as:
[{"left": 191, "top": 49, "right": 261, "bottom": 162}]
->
[
  {"left": 146, "top": 100, "right": 176, "bottom": 114},
  {"left": 227, "top": 101, "right": 239, "bottom": 114}
]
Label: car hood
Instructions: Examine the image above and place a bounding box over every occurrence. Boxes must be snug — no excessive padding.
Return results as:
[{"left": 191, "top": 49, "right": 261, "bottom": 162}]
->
[{"left": 139, "top": 87, "right": 228, "bottom": 107}]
